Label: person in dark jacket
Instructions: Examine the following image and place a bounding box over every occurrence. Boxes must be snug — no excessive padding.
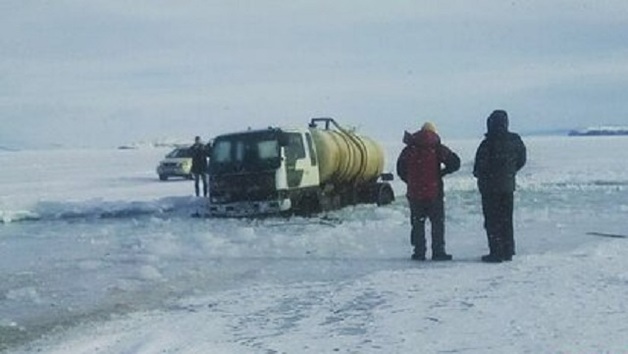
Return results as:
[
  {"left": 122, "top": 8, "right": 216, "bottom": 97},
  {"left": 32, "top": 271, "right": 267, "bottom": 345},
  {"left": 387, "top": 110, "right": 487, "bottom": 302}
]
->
[
  {"left": 190, "top": 136, "right": 209, "bottom": 197},
  {"left": 473, "top": 110, "right": 527, "bottom": 263},
  {"left": 397, "top": 122, "right": 461, "bottom": 261}
]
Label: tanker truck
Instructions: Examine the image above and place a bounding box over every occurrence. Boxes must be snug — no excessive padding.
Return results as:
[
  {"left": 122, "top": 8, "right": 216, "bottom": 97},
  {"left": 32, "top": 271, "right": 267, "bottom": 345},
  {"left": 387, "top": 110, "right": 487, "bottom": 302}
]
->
[{"left": 208, "top": 117, "right": 394, "bottom": 217}]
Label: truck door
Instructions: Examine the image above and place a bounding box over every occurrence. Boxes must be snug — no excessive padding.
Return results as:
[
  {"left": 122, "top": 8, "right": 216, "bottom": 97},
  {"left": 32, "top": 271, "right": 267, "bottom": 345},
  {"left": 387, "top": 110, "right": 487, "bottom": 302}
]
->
[
  {"left": 284, "top": 133, "right": 305, "bottom": 188},
  {"left": 284, "top": 133, "right": 318, "bottom": 188}
]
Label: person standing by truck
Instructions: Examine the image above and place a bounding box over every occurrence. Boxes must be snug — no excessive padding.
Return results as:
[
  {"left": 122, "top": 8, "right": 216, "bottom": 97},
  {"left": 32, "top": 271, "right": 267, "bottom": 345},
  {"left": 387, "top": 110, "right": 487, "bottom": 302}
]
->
[
  {"left": 473, "top": 110, "right": 527, "bottom": 263},
  {"left": 397, "top": 122, "right": 461, "bottom": 261},
  {"left": 190, "top": 136, "right": 209, "bottom": 197}
]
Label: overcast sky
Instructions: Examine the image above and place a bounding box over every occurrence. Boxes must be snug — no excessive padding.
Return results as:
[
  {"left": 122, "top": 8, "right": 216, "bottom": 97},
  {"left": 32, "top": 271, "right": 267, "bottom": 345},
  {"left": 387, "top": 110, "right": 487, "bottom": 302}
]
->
[{"left": 1, "top": 0, "right": 627, "bottom": 148}]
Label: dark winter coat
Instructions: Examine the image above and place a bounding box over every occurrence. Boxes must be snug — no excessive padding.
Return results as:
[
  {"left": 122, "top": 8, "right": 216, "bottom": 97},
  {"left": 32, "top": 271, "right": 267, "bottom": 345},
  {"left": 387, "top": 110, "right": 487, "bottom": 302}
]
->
[
  {"left": 397, "top": 130, "right": 461, "bottom": 202},
  {"left": 473, "top": 111, "right": 527, "bottom": 194},
  {"left": 190, "top": 142, "right": 208, "bottom": 174}
]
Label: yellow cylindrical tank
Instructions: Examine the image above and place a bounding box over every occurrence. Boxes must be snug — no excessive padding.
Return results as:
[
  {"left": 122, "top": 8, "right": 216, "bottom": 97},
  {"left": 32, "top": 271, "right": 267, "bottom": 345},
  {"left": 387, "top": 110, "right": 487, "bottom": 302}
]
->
[{"left": 309, "top": 127, "right": 385, "bottom": 185}]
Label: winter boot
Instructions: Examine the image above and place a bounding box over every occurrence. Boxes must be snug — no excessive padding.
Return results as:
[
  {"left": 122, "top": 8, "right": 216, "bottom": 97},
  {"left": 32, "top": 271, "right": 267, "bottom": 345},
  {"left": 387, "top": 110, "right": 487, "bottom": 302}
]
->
[
  {"left": 411, "top": 247, "right": 426, "bottom": 261},
  {"left": 411, "top": 253, "right": 426, "bottom": 261},
  {"left": 501, "top": 244, "right": 513, "bottom": 261},
  {"left": 481, "top": 254, "right": 503, "bottom": 263},
  {"left": 432, "top": 253, "right": 453, "bottom": 261}
]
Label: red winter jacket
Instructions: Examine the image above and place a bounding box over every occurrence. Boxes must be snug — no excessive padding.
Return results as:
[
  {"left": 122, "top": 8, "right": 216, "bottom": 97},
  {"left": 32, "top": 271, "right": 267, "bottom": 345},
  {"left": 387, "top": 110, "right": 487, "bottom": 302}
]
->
[{"left": 396, "top": 130, "right": 460, "bottom": 202}]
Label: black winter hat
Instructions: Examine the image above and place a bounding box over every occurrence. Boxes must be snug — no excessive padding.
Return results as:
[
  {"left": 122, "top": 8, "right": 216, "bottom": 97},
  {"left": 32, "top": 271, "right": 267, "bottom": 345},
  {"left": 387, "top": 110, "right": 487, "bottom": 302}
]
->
[{"left": 487, "top": 110, "right": 509, "bottom": 133}]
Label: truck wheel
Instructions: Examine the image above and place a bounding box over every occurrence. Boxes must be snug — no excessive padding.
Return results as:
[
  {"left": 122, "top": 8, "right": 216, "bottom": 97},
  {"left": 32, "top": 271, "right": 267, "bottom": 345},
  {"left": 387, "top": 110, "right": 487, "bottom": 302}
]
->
[
  {"left": 298, "top": 195, "right": 321, "bottom": 216},
  {"left": 159, "top": 175, "right": 168, "bottom": 181},
  {"left": 376, "top": 184, "right": 394, "bottom": 206}
]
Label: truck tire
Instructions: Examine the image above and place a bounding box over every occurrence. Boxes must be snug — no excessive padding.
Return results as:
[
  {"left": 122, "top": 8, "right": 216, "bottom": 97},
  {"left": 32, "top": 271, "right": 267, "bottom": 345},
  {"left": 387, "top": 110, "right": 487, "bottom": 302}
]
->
[
  {"left": 376, "top": 183, "right": 394, "bottom": 206},
  {"left": 159, "top": 175, "right": 168, "bottom": 181},
  {"left": 297, "top": 195, "right": 321, "bottom": 216}
]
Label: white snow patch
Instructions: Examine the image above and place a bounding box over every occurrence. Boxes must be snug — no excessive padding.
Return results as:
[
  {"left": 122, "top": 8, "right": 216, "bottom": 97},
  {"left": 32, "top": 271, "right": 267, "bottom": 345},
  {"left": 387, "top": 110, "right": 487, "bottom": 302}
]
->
[
  {"left": 1, "top": 137, "right": 628, "bottom": 353},
  {"left": 6, "top": 288, "right": 43, "bottom": 305}
]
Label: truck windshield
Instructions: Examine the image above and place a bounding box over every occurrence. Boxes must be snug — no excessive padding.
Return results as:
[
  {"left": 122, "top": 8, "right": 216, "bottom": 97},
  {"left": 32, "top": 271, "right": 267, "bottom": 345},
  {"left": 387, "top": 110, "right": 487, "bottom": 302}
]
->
[{"left": 210, "top": 131, "right": 281, "bottom": 174}]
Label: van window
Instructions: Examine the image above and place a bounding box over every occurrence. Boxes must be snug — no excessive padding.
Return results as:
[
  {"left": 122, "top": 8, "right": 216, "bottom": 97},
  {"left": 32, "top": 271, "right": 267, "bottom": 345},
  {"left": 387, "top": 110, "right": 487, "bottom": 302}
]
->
[{"left": 167, "top": 148, "right": 192, "bottom": 158}]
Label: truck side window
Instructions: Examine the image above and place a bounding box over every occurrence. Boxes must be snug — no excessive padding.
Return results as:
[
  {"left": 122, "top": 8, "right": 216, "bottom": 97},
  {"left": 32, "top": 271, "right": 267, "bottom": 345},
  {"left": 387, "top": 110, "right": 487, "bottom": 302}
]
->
[
  {"left": 305, "top": 133, "right": 317, "bottom": 166},
  {"left": 212, "top": 141, "right": 231, "bottom": 162},
  {"left": 257, "top": 140, "right": 279, "bottom": 159},
  {"left": 285, "top": 133, "right": 305, "bottom": 163},
  {"left": 235, "top": 141, "right": 245, "bottom": 162}
]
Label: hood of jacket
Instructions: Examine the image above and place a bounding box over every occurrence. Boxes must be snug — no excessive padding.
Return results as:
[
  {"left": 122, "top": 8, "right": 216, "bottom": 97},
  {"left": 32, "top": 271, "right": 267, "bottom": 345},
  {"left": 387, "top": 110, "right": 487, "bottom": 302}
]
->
[
  {"left": 486, "top": 110, "right": 509, "bottom": 136},
  {"left": 403, "top": 129, "right": 441, "bottom": 147}
]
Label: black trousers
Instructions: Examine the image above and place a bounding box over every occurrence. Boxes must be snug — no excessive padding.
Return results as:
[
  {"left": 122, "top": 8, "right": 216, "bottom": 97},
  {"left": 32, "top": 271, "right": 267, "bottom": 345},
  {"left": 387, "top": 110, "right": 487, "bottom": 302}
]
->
[
  {"left": 409, "top": 198, "right": 446, "bottom": 256},
  {"left": 481, "top": 192, "right": 514, "bottom": 257},
  {"left": 193, "top": 172, "right": 208, "bottom": 197}
]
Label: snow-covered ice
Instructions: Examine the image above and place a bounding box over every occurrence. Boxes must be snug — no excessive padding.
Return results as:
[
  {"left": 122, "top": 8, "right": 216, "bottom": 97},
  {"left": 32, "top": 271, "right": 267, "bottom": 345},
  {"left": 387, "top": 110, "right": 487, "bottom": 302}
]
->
[{"left": 1, "top": 136, "right": 627, "bottom": 353}]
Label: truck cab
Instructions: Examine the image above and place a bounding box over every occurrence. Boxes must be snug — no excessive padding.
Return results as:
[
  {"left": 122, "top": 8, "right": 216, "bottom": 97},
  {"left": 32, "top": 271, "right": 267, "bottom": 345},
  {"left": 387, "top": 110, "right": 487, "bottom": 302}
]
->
[{"left": 208, "top": 128, "right": 320, "bottom": 217}]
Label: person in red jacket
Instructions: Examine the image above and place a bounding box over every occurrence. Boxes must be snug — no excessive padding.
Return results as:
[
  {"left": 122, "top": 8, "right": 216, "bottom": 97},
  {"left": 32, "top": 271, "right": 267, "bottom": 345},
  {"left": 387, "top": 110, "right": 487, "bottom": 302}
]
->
[{"left": 397, "top": 122, "right": 461, "bottom": 261}]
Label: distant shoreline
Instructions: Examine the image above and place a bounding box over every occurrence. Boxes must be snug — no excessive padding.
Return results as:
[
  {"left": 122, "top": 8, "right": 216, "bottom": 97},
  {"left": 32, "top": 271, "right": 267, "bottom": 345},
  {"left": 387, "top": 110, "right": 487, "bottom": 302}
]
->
[{"left": 568, "top": 128, "right": 628, "bottom": 137}]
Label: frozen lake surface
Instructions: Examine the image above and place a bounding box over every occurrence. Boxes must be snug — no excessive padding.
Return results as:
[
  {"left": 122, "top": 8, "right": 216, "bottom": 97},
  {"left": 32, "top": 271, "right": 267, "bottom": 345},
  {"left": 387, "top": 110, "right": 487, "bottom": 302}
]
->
[{"left": 1, "top": 136, "right": 627, "bottom": 353}]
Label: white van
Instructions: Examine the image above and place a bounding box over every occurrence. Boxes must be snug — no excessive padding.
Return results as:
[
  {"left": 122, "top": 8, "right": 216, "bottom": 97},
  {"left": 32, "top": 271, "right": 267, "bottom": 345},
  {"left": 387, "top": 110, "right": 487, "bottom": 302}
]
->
[{"left": 156, "top": 147, "right": 193, "bottom": 180}]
